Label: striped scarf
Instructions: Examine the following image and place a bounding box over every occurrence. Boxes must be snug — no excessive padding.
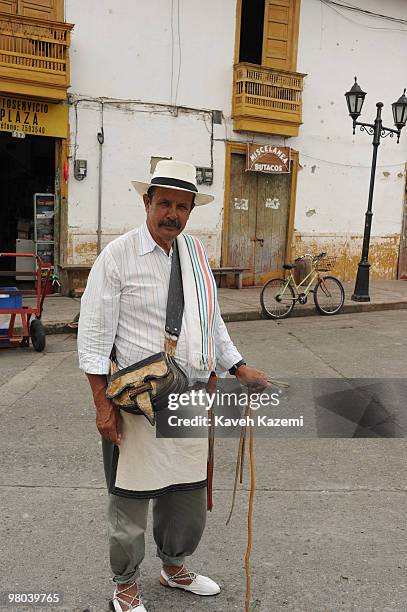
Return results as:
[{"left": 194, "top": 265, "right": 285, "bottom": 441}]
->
[{"left": 178, "top": 233, "right": 218, "bottom": 371}]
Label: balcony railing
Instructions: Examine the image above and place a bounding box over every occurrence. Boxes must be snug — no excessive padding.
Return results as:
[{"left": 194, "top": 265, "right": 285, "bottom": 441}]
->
[
  {"left": 0, "top": 12, "right": 73, "bottom": 101},
  {"left": 233, "top": 63, "right": 306, "bottom": 137}
]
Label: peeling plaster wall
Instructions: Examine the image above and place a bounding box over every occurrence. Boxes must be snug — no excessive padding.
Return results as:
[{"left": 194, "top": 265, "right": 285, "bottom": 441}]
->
[
  {"left": 294, "top": 232, "right": 400, "bottom": 281},
  {"left": 290, "top": 0, "right": 407, "bottom": 278},
  {"left": 65, "top": 0, "right": 236, "bottom": 267},
  {"left": 65, "top": 0, "right": 407, "bottom": 279},
  {"left": 66, "top": 102, "right": 224, "bottom": 266}
]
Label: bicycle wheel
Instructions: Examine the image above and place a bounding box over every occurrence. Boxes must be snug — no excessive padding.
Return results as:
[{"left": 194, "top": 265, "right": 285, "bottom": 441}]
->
[
  {"left": 260, "top": 278, "right": 295, "bottom": 319},
  {"left": 313, "top": 275, "right": 345, "bottom": 315}
]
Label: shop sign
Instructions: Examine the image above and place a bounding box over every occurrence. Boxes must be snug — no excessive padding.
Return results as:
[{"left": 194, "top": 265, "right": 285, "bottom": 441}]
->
[
  {"left": 246, "top": 144, "right": 291, "bottom": 173},
  {"left": 0, "top": 95, "right": 68, "bottom": 138}
]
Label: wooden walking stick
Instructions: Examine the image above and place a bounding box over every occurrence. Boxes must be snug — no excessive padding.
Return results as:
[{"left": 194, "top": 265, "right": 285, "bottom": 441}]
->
[
  {"left": 225, "top": 400, "right": 254, "bottom": 610},
  {"left": 245, "top": 404, "right": 255, "bottom": 612},
  {"left": 226, "top": 378, "right": 289, "bottom": 611}
]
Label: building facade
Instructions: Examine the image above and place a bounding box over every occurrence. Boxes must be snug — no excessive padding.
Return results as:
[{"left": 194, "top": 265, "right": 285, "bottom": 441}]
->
[{"left": 1, "top": 0, "right": 407, "bottom": 291}]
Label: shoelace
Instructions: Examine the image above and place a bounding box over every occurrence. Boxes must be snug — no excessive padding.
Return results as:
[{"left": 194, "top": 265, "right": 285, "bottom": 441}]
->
[
  {"left": 166, "top": 566, "right": 198, "bottom": 583},
  {"left": 114, "top": 582, "right": 142, "bottom": 611}
]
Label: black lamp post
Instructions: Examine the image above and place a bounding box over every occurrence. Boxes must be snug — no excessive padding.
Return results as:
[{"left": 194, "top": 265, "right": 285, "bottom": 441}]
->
[{"left": 345, "top": 78, "right": 407, "bottom": 302}]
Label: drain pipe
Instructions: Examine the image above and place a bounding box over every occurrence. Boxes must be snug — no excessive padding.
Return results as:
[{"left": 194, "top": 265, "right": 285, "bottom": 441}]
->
[{"left": 96, "top": 102, "right": 105, "bottom": 255}]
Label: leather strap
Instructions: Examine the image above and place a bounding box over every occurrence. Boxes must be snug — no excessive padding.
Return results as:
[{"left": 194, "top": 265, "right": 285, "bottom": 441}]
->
[
  {"left": 206, "top": 372, "right": 217, "bottom": 512},
  {"left": 110, "top": 237, "right": 184, "bottom": 364},
  {"left": 165, "top": 238, "right": 184, "bottom": 339}
]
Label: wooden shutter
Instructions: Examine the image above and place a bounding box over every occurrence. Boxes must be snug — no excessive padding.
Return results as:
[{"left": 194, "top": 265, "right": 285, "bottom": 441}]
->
[
  {"left": 0, "top": 0, "right": 17, "bottom": 13},
  {"left": 16, "top": 0, "right": 64, "bottom": 21},
  {"left": 262, "top": 0, "right": 300, "bottom": 71}
]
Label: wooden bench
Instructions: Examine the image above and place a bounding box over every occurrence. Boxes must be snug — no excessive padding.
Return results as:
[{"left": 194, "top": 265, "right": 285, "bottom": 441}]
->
[
  {"left": 211, "top": 267, "right": 250, "bottom": 289},
  {"left": 58, "top": 263, "right": 249, "bottom": 292},
  {"left": 58, "top": 264, "right": 91, "bottom": 297}
]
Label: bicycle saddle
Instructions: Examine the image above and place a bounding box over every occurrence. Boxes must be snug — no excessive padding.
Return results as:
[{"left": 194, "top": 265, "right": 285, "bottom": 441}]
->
[{"left": 283, "top": 264, "right": 295, "bottom": 269}]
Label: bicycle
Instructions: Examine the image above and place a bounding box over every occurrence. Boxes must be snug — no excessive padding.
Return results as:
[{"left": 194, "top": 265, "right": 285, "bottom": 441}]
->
[{"left": 260, "top": 252, "right": 345, "bottom": 319}]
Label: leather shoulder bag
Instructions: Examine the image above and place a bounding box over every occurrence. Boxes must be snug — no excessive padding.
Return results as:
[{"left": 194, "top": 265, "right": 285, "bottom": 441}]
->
[{"left": 105, "top": 238, "right": 189, "bottom": 426}]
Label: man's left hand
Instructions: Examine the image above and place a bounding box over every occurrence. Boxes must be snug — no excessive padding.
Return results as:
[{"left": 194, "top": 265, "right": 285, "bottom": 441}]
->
[{"left": 235, "top": 365, "right": 269, "bottom": 391}]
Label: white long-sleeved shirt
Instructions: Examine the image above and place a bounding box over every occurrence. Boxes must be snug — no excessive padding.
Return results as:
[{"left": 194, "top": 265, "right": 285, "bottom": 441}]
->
[
  {"left": 78, "top": 222, "right": 242, "bottom": 378},
  {"left": 77, "top": 222, "right": 243, "bottom": 496}
]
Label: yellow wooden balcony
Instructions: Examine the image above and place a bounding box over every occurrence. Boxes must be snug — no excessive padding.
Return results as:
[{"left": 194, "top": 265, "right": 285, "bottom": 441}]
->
[
  {"left": 0, "top": 12, "right": 73, "bottom": 101},
  {"left": 232, "top": 62, "right": 306, "bottom": 137}
]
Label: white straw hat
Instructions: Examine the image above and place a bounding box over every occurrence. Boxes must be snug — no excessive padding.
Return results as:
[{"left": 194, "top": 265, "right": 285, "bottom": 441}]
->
[{"left": 132, "top": 160, "right": 214, "bottom": 206}]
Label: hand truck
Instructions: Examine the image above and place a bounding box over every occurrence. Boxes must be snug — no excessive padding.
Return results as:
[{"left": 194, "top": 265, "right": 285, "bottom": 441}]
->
[{"left": 0, "top": 252, "right": 51, "bottom": 351}]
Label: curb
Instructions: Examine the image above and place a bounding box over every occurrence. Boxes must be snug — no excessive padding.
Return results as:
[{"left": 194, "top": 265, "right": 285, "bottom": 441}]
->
[
  {"left": 42, "top": 300, "right": 407, "bottom": 334},
  {"left": 220, "top": 300, "right": 407, "bottom": 323}
]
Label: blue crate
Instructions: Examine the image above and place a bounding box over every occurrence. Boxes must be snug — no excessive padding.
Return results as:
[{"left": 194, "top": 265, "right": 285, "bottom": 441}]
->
[
  {"left": 0, "top": 326, "right": 9, "bottom": 344},
  {"left": 0, "top": 287, "right": 23, "bottom": 309}
]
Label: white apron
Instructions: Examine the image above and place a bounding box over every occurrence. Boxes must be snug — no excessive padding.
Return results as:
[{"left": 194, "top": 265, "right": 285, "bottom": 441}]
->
[{"left": 109, "top": 232, "right": 217, "bottom": 497}]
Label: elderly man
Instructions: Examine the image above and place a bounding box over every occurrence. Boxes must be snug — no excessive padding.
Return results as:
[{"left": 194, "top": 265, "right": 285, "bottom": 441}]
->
[{"left": 78, "top": 160, "right": 267, "bottom": 612}]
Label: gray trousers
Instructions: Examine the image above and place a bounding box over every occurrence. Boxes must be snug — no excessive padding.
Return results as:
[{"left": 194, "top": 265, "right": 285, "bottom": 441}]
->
[
  {"left": 107, "top": 488, "right": 207, "bottom": 584},
  {"left": 102, "top": 437, "right": 207, "bottom": 583}
]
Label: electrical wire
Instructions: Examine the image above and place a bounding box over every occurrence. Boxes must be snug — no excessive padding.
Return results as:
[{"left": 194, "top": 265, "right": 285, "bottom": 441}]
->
[
  {"left": 73, "top": 101, "right": 78, "bottom": 164},
  {"left": 170, "top": 0, "right": 174, "bottom": 104},
  {"left": 96, "top": 102, "right": 104, "bottom": 254},
  {"left": 210, "top": 112, "right": 214, "bottom": 170},
  {"left": 299, "top": 152, "right": 406, "bottom": 169},
  {"left": 70, "top": 97, "right": 211, "bottom": 159},
  {"left": 70, "top": 96, "right": 216, "bottom": 178},
  {"left": 320, "top": 0, "right": 407, "bottom": 32},
  {"left": 69, "top": 95, "right": 214, "bottom": 116},
  {"left": 212, "top": 138, "right": 406, "bottom": 169},
  {"left": 320, "top": 0, "right": 407, "bottom": 25},
  {"left": 97, "top": 101, "right": 105, "bottom": 145},
  {"left": 174, "top": 0, "right": 182, "bottom": 108}
]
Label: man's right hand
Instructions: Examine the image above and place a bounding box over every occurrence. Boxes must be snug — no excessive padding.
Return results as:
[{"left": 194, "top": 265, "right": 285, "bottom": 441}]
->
[
  {"left": 86, "top": 374, "right": 123, "bottom": 445},
  {"left": 94, "top": 390, "right": 123, "bottom": 445}
]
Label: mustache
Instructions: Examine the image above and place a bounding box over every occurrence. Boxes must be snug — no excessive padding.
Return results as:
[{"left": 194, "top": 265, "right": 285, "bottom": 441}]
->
[{"left": 159, "top": 219, "right": 181, "bottom": 229}]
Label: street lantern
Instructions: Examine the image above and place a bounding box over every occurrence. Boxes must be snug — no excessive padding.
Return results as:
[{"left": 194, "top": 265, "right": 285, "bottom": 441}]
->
[
  {"left": 392, "top": 89, "right": 407, "bottom": 131},
  {"left": 345, "top": 79, "right": 406, "bottom": 302},
  {"left": 345, "top": 77, "right": 366, "bottom": 121}
]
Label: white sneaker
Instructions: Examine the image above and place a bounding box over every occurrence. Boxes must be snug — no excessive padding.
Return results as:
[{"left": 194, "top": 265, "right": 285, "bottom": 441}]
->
[
  {"left": 111, "top": 582, "right": 147, "bottom": 612},
  {"left": 160, "top": 566, "right": 221, "bottom": 596}
]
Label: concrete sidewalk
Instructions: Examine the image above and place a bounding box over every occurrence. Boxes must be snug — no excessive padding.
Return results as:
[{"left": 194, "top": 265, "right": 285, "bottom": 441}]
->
[{"left": 9, "top": 279, "right": 407, "bottom": 334}]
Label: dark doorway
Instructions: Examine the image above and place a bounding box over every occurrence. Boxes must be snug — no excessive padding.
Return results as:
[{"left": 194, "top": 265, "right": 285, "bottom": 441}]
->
[
  {"left": 0, "top": 132, "right": 55, "bottom": 272},
  {"left": 239, "top": 0, "right": 265, "bottom": 65}
]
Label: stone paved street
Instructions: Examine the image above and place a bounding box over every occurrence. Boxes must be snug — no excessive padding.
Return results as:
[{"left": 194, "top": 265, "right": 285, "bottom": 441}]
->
[{"left": 1, "top": 310, "right": 407, "bottom": 611}]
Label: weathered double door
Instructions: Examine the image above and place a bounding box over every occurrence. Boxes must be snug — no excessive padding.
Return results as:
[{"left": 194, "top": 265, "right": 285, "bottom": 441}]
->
[{"left": 226, "top": 152, "right": 293, "bottom": 285}]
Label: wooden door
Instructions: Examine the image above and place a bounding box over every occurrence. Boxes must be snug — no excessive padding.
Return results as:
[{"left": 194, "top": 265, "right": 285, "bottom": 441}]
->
[
  {"left": 17, "top": 0, "right": 63, "bottom": 20},
  {"left": 227, "top": 153, "right": 257, "bottom": 282},
  {"left": 255, "top": 169, "right": 291, "bottom": 284},
  {"left": 0, "top": 0, "right": 63, "bottom": 19},
  {"left": 262, "top": 0, "right": 301, "bottom": 71},
  {"left": 0, "top": 0, "right": 17, "bottom": 13},
  {"left": 226, "top": 152, "right": 292, "bottom": 285}
]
